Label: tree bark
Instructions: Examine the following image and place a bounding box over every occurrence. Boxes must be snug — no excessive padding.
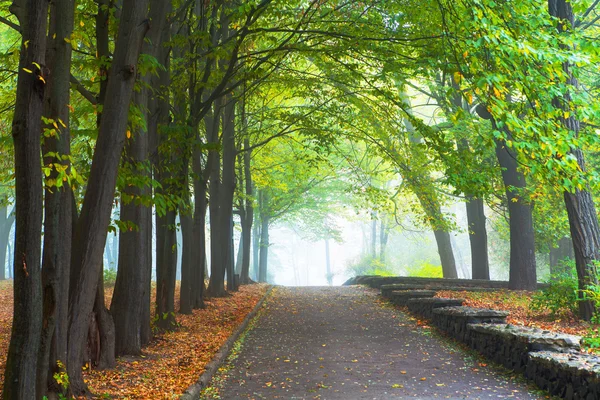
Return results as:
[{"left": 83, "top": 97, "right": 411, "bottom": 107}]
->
[
  {"left": 37, "top": 0, "right": 75, "bottom": 396},
  {"left": 66, "top": 0, "right": 149, "bottom": 395},
  {"left": 416, "top": 195, "right": 458, "bottom": 279},
  {"left": 370, "top": 214, "right": 377, "bottom": 259},
  {"left": 476, "top": 105, "right": 537, "bottom": 290},
  {"left": 252, "top": 215, "right": 260, "bottom": 282},
  {"left": 548, "top": 0, "right": 600, "bottom": 320},
  {"left": 207, "top": 98, "right": 227, "bottom": 297},
  {"left": 259, "top": 214, "right": 270, "bottom": 283},
  {"left": 465, "top": 197, "right": 490, "bottom": 280},
  {"left": 179, "top": 211, "right": 194, "bottom": 314},
  {"left": 240, "top": 138, "right": 254, "bottom": 284},
  {"left": 111, "top": 0, "right": 168, "bottom": 354},
  {"left": 222, "top": 93, "right": 237, "bottom": 292},
  {"left": 3, "top": 0, "right": 48, "bottom": 396},
  {"left": 92, "top": 266, "right": 115, "bottom": 370}
]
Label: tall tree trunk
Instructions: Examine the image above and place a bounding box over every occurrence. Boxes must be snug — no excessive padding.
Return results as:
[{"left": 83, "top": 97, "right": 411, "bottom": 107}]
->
[
  {"left": 37, "top": 0, "right": 74, "bottom": 395},
  {"left": 252, "top": 215, "right": 260, "bottom": 282},
  {"left": 66, "top": 0, "right": 149, "bottom": 395},
  {"left": 92, "top": 266, "right": 115, "bottom": 370},
  {"left": 548, "top": 0, "right": 600, "bottom": 320},
  {"left": 240, "top": 139, "right": 253, "bottom": 284},
  {"left": 465, "top": 197, "right": 490, "bottom": 280},
  {"left": 3, "top": 0, "right": 48, "bottom": 397},
  {"left": 259, "top": 214, "right": 270, "bottom": 283},
  {"left": 370, "top": 214, "right": 377, "bottom": 259},
  {"left": 191, "top": 143, "right": 208, "bottom": 309},
  {"left": 416, "top": 194, "right": 458, "bottom": 279},
  {"left": 476, "top": 106, "right": 537, "bottom": 290},
  {"left": 325, "top": 239, "right": 332, "bottom": 286},
  {"left": 0, "top": 207, "right": 15, "bottom": 281},
  {"left": 222, "top": 93, "right": 237, "bottom": 292},
  {"left": 235, "top": 235, "right": 243, "bottom": 275},
  {"left": 111, "top": 0, "right": 167, "bottom": 355},
  {"left": 179, "top": 211, "right": 194, "bottom": 314},
  {"left": 379, "top": 220, "right": 388, "bottom": 262},
  {"left": 155, "top": 209, "right": 178, "bottom": 330},
  {"left": 207, "top": 98, "right": 227, "bottom": 296}
]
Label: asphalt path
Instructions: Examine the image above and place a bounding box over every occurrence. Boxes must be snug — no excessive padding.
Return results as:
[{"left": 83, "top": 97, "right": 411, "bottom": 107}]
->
[{"left": 207, "top": 286, "right": 547, "bottom": 399}]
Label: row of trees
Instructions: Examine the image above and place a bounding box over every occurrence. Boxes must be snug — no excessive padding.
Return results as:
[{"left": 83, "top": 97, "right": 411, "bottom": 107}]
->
[{"left": 3, "top": 0, "right": 600, "bottom": 398}]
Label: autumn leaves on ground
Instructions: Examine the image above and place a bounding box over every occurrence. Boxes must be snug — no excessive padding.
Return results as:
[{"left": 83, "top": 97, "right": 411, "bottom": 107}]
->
[{"left": 0, "top": 280, "right": 268, "bottom": 398}]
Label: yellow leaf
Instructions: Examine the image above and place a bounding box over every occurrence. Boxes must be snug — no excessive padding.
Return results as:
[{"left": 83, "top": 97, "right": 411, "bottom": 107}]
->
[
  {"left": 80, "top": 20, "right": 84, "bottom": 27},
  {"left": 453, "top": 71, "right": 462, "bottom": 84},
  {"left": 493, "top": 87, "right": 501, "bottom": 98},
  {"left": 58, "top": 118, "right": 67, "bottom": 128},
  {"left": 38, "top": 75, "right": 46, "bottom": 84},
  {"left": 32, "top": 62, "right": 41, "bottom": 70},
  {"left": 564, "top": 111, "right": 570, "bottom": 119},
  {"left": 126, "top": 130, "right": 131, "bottom": 139},
  {"left": 22, "top": 68, "right": 33, "bottom": 74},
  {"left": 391, "top": 384, "right": 404, "bottom": 388},
  {"left": 53, "top": 121, "right": 58, "bottom": 129}
]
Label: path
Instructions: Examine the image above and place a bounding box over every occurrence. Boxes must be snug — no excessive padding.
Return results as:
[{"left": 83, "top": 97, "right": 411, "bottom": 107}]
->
[{"left": 208, "top": 286, "right": 546, "bottom": 399}]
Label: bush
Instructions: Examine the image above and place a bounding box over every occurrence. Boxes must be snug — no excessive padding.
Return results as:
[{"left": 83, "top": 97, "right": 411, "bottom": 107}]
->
[
  {"left": 405, "top": 261, "right": 443, "bottom": 278},
  {"left": 103, "top": 268, "right": 117, "bottom": 287},
  {"left": 346, "top": 255, "right": 395, "bottom": 276},
  {"left": 529, "top": 259, "right": 577, "bottom": 317}
]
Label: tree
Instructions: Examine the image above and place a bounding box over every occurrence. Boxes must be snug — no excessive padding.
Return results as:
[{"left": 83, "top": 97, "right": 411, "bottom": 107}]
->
[
  {"left": 3, "top": 0, "right": 48, "bottom": 396},
  {"left": 66, "top": 0, "right": 149, "bottom": 394}
]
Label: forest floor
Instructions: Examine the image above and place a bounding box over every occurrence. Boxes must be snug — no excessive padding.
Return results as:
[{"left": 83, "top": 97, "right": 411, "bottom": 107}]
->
[
  {"left": 435, "top": 290, "right": 590, "bottom": 337},
  {"left": 207, "top": 286, "right": 548, "bottom": 399},
  {"left": 0, "top": 279, "right": 269, "bottom": 398}
]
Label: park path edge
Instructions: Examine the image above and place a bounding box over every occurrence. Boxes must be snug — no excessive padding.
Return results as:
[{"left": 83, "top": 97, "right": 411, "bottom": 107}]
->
[{"left": 179, "top": 285, "right": 274, "bottom": 399}]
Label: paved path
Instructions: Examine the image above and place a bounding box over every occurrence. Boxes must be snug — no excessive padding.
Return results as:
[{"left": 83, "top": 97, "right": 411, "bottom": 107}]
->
[{"left": 208, "top": 286, "right": 546, "bottom": 399}]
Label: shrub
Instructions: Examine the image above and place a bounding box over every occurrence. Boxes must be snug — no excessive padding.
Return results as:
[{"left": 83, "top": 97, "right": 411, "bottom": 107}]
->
[
  {"left": 346, "top": 255, "right": 395, "bottom": 276},
  {"left": 529, "top": 259, "right": 577, "bottom": 317},
  {"left": 103, "top": 268, "right": 117, "bottom": 287},
  {"left": 405, "top": 261, "right": 443, "bottom": 278}
]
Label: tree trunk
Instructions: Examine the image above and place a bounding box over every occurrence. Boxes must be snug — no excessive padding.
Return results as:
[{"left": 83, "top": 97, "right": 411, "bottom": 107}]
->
[
  {"left": 235, "top": 234, "right": 243, "bottom": 275},
  {"left": 370, "top": 214, "right": 377, "bottom": 259},
  {"left": 325, "top": 239, "right": 332, "bottom": 286},
  {"left": 259, "top": 215, "right": 270, "bottom": 283},
  {"left": 476, "top": 105, "right": 537, "bottom": 290},
  {"left": 416, "top": 195, "right": 458, "bottom": 279},
  {"left": 207, "top": 98, "right": 227, "bottom": 297},
  {"left": 37, "top": 0, "right": 75, "bottom": 396},
  {"left": 191, "top": 149, "right": 208, "bottom": 309},
  {"left": 155, "top": 209, "right": 178, "bottom": 331},
  {"left": 66, "top": 0, "right": 149, "bottom": 395},
  {"left": 379, "top": 220, "right": 388, "bottom": 262},
  {"left": 222, "top": 93, "right": 237, "bottom": 292},
  {"left": 3, "top": 0, "right": 48, "bottom": 397},
  {"left": 465, "top": 197, "right": 490, "bottom": 280},
  {"left": 179, "top": 211, "right": 194, "bottom": 314},
  {"left": 111, "top": 0, "right": 167, "bottom": 355},
  {"left": 252, "top": 215, "right": 260, "bottom": 282},
  {"left": 258, "top": 188, "right": 270, "bottom": 283},
  {"left": 548, "top": 0, "right": 600, "bottom": 320},
  {"left": 240, "top": 138, "right": 253, "bottom": 285},
  {"left": 92, "top": 266, "right": 115, "bottom": 370}
]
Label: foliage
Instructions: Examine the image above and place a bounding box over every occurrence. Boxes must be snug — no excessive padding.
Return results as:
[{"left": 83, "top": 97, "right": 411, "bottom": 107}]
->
[
  {"left": 103, "top": 268, "right": 117, "bottom": 288},
  {"left": 346, "top": 255, "right": 395, "bottom": 277},
  {"left": 529, "top": 259, "right": 578, "bottom": 317},
  {"left": 406, "top": 262, "right": 443, "bottom": 278}
]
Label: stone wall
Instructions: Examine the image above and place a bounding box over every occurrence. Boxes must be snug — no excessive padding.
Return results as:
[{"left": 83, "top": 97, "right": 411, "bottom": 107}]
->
[{"left": 381, "top": 292, "right": 593, "bottom": 400}]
